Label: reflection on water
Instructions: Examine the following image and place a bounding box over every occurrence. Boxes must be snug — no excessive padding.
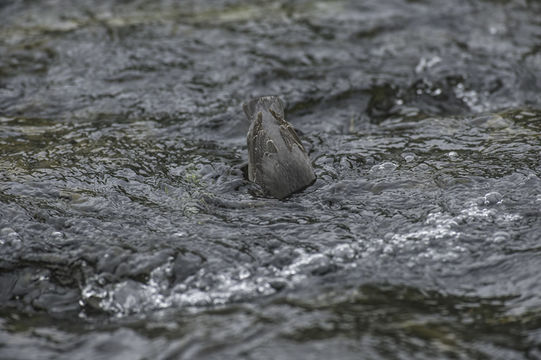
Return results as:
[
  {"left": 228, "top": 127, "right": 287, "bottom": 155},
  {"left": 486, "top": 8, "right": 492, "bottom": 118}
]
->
[{"left": 1, "top": 0, "right": 541, "bottom": 359}]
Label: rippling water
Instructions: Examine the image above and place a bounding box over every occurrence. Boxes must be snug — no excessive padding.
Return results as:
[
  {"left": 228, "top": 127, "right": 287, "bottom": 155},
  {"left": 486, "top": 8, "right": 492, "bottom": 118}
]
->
[{"left": 1, "top": 0, "right": 541, "bottom": 358}]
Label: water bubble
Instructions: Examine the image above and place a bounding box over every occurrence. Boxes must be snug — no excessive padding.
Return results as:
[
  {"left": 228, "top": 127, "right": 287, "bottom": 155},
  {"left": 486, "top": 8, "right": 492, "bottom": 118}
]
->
[
  {"left": 237, "top": 267, "right": 251, "bottom": 280},
  {"left": 330, "top": 244, "right": 356, "bottom": 262},
  {"left": 448, "top": 151, "right": 460, "bottom": 161},
  {"left": 492, "top": 231, "right": 509, "bottom": 244},
  {"left": 0, "top": 227, "right": 22, "bottom": 248},
  {"left": 401, "top": 152, "right": 416, "bottom": 163},
  {"left": 482, "top": 192, "right": 503, "bottom": 206},
  {"left": 370, "top": 162, "right": 398, "bottom": 175},
  {"left": 51, "top": 231, "right": 65, "bottom": 242}
]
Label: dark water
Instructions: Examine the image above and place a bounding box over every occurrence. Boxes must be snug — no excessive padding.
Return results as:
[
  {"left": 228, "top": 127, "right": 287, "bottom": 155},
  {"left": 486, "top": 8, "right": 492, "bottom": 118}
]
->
[{"left": 1, "top": 0, "right": 541, "bottom": 358}]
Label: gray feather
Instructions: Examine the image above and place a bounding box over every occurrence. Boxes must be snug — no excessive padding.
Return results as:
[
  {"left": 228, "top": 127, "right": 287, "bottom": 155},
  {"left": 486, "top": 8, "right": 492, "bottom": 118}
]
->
[{"left": 243, "top": 96, "right": 315, "bottom": 199}]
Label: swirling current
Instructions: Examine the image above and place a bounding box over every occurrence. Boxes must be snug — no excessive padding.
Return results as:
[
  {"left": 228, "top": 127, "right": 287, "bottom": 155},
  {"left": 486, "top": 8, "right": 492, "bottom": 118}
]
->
[{"left": 1, "top": 0, "right": 541, "bottom": 359}]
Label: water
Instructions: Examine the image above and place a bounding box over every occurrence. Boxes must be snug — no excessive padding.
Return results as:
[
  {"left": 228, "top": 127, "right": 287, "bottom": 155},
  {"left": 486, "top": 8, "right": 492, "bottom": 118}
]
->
[{"left": 1, "top": 0, "right": 541, "bottom": 358}]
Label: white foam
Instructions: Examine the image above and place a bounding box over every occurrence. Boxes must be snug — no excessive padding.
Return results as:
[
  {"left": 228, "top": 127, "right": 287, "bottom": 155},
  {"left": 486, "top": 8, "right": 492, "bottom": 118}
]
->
[{"left": 79, "top": 198, "right": 522, "bottom": 317}]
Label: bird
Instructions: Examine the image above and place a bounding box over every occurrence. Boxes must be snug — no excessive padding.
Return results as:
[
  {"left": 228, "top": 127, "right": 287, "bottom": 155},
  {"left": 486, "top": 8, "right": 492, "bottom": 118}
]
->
[{"left": 243, "top": 96, "right": 315, "bottom": 199}]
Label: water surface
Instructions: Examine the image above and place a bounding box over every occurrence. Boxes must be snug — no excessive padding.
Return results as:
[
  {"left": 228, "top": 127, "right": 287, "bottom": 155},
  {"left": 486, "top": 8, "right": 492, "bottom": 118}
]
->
[{"left": 1, "top": 0, "right": 541, "bottom": 359}]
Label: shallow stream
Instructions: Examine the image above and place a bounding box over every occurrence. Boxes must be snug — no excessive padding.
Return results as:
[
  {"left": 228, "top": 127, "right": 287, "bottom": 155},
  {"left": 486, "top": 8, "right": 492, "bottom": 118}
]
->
[{"left": 1, "top": 0, "right": 541, "bottom": 358}]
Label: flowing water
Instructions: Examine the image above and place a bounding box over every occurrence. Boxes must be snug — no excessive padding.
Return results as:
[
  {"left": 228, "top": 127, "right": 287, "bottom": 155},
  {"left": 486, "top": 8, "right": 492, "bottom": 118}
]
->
[{"left": 1, "top": 0, "right": 541, "bottom": 359}]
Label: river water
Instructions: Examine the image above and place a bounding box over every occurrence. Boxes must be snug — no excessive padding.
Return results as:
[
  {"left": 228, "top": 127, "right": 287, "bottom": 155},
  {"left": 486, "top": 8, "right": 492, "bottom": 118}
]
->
[{"left": 1, "top": 0, "right": 540, "bottom": 359}]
